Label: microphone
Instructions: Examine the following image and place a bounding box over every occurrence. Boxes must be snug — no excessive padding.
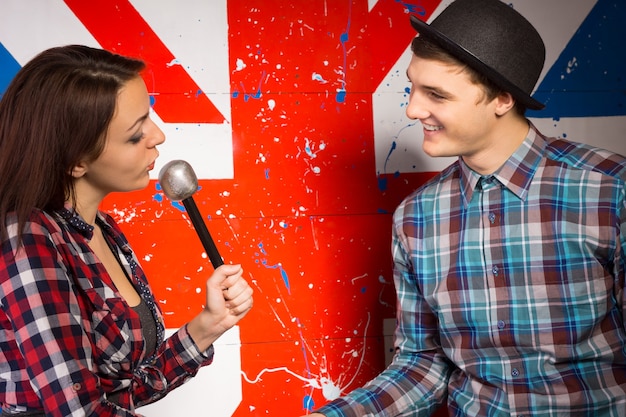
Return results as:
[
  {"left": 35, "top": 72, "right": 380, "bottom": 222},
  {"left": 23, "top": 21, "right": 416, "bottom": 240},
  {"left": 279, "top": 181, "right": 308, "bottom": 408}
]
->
[{"left": 158, "top": 160, "right": 224, "bottom": 268}]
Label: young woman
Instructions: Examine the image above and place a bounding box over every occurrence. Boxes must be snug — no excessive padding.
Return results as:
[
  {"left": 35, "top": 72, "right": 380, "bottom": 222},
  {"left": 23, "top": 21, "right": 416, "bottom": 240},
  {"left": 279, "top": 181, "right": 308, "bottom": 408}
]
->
[{"left": 0, "top": 45, "right": 253, "bottom": 416}]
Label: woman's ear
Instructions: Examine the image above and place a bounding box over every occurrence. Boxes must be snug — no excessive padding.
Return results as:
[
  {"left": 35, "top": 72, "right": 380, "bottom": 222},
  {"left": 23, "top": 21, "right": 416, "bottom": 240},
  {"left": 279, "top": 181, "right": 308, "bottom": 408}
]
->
[
  {"left": 70, "top": 161, "right": 88, "bottom": 178},
  {"left": 494, "top": 92, "right": 516, "bottom": 117}
]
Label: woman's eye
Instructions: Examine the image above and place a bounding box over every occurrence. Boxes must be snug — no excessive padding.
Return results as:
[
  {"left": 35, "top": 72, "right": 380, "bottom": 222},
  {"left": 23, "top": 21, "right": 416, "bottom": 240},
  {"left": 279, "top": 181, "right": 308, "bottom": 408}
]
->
[{"left": 129, "top": 133, "right": 143, "bottom": 144}]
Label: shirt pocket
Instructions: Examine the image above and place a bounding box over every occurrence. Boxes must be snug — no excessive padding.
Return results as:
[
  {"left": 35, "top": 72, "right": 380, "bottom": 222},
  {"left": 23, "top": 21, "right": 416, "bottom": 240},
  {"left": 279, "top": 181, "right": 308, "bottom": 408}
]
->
[{"left": 82, "top": 287, "right": 135, "bottom": 373}]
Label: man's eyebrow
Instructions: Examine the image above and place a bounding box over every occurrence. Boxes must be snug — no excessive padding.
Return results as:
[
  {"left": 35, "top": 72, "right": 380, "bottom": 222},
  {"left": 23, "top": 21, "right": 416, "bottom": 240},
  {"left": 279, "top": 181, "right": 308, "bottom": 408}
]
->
[
  {"left": 406, "top": 68, "right": 451, "bottom": 96},
  {"left": 423, "top": 85, "right": 449, "bottom": 96}
]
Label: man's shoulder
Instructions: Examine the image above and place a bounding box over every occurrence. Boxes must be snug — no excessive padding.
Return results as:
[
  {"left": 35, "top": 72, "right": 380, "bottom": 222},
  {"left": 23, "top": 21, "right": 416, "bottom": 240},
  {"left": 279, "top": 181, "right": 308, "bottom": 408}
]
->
[{"left": 544, "top": 136, "right": 626, "bottom": 180}]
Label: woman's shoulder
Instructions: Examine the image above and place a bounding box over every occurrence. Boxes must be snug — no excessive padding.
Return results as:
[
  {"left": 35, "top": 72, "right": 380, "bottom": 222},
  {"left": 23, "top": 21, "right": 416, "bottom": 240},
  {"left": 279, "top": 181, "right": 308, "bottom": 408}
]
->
[
  {"left": 2, "top": 208, "right": 84, "bottom": 256},
  {"left": 5, "top": 208, "right": 63, "bottom": 237}
]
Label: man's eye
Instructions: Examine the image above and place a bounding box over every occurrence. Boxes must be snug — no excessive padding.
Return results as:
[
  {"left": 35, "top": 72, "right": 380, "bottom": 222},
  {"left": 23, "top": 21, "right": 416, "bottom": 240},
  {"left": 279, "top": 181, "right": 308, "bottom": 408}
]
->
[{"left": 429, "top": 91, "right": 445, "bottom": 100}]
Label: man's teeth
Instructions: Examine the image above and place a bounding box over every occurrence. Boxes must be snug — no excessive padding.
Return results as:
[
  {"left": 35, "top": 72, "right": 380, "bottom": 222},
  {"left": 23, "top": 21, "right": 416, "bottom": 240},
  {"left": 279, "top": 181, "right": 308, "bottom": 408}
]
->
[{"left": 424, "top": 124, "right": 443, "bottom": 131}]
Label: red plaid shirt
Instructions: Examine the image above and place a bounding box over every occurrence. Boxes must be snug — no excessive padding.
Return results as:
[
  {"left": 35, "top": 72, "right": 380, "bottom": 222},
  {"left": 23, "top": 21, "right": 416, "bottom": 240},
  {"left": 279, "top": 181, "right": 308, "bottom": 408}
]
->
[{"left": 0, "top": 207, "right": 213, "bottom": 416}]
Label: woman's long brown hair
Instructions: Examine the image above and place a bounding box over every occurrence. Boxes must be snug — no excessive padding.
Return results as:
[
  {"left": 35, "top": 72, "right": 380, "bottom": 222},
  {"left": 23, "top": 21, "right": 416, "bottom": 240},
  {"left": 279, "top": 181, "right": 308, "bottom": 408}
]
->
[{"left": 0, "top": 45, "right": 145, "bottom": 243}]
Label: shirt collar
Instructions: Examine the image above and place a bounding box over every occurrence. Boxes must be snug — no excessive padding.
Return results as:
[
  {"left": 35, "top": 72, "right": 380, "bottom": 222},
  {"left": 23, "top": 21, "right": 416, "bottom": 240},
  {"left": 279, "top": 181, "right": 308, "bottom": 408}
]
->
[
  {"left": 57, "top": 205, "right": 95, "bottom": 239},
  {"left": 56, "top": 204, "right": 111, "bottom": 243},
  {"left": 459, "top": 123, "right": 546, "bottom": 207}
]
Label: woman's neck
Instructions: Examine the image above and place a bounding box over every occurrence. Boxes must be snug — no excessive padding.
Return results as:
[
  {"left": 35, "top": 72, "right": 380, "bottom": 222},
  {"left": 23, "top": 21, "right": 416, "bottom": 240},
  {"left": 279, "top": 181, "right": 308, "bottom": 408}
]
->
[{"left": 66, "top": 194, "right": 104, "bottom": 226}]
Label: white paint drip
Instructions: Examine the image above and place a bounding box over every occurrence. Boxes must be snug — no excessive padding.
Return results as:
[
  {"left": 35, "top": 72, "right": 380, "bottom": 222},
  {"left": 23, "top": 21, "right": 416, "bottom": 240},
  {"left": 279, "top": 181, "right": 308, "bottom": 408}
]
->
[
  {"left": 309, "top": 217, "right": 320, "bottom": 251},
  {"left": 350, "top": 273, "right": 368, "bottom": 284},
  {"left": 234, "top": 57, "right": 246, "bottom": 72},
  {"left": 312, "top": 72, "right": 328, "bottom": 84},
  {"left": 165, "top": 58, "right": 182, "bottom": 67}
]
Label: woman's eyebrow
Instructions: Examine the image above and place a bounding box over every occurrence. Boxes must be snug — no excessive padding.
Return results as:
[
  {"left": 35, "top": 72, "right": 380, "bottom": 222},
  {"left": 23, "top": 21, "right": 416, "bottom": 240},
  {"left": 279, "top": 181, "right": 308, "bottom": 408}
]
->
[{"left": 126, "top": 111, "right": 150, "bottom": 132}]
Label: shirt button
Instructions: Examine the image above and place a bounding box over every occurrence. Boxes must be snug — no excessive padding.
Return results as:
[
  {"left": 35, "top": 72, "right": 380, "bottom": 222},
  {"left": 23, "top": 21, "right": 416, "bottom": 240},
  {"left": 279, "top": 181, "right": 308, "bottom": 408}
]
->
[
  {"left": 488, "top": 212, "right": 496, "bottom": 224},
  {"left": 72, "top": 383, "right": 82, "bottom": 391},
  {"left": 497, "top": 320, "right": 506, "bottom": 329},
  {"left": 511, "top": 368, "right": 520, "bottom": 377},
  {"left": 492, "top": 265, "right": 499, "bottom": 276}
]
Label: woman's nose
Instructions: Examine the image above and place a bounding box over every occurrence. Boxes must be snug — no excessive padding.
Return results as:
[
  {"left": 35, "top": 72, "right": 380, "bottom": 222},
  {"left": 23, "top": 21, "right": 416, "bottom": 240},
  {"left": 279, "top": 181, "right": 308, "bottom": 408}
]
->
[{"left": 147, "top": 120, "right": 166, "bottom": 147}]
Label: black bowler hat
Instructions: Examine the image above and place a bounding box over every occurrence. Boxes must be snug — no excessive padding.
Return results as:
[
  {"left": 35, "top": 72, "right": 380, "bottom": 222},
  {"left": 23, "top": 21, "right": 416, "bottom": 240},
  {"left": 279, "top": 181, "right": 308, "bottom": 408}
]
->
[{"left": 410, "top": 0, "right": 546, "bottom": 110}]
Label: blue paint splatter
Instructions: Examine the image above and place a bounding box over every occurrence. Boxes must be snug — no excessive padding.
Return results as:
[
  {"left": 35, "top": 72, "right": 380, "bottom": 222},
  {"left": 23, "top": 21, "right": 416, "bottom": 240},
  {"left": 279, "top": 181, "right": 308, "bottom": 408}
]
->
[
  {"left": 171, "top": 201, "right": 186, "bottom": 212},
  {"left": 377, "top": 140, "right": 397, "bottom": 191},
  {"left": 256, "top": 243, "right": 291, "bottom": 293},
  {"left": 153, "top": 183, "right": 164, "bottom": 202},
  {"left": 377, "top": 119, "right": 419, "bottom": 191},
  {"left": 377, "top": 173, "right": 388, "bottom": 191},
  {"left": 236, "top": 71, "right": 266, "bottom": 102},
  {"left": 335, "top": 0, "right": 353, "bottom": 104},
  {"left": 279, "top": 268, "right": 290, "bottom": 292},
  {"left": 384, "top": 141, "right": 397, "bottom": 174},
  {"left": 395, "top": 1, "right": 426, "bottom": 16},
  {"left": 336, "top": 89, "right": 346, "bottom": 103},
  {"left": 303, "top": 395, "right": 315, "bottom": 411},
  {"left": 0, "top": 43, "right": 20, "bottom": 97}
]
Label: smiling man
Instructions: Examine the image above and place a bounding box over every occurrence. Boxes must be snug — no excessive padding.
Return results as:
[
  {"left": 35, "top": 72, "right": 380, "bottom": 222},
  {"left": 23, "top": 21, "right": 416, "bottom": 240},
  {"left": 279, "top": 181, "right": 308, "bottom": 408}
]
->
[{"left": 303, "top": 0, "right": 626, "bottom": 416}]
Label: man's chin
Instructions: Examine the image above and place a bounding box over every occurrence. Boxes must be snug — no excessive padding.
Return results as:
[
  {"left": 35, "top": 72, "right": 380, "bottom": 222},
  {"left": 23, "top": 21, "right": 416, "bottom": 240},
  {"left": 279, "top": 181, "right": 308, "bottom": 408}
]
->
[{"left": 422, "top": 145, "right": 453, "bottom": 159}]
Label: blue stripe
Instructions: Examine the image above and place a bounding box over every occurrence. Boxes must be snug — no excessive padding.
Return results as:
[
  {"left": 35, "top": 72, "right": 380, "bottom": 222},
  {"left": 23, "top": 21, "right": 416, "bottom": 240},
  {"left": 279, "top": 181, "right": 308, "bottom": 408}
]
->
[
  {"left": 0, "top": 42, "right": 21, "bottom": 98},
  {"left": 530, "top": 0, "right": 626, "bottom": 118}
]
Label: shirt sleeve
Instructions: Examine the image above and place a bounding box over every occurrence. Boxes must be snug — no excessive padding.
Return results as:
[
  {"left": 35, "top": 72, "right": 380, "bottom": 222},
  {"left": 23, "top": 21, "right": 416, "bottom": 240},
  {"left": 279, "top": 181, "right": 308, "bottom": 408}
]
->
[
  {"left": 314, "top": 203, "right": 451, "bottom": 417},
  {"left": 131, "top": 325, "right": 214, "bottom": 407}
]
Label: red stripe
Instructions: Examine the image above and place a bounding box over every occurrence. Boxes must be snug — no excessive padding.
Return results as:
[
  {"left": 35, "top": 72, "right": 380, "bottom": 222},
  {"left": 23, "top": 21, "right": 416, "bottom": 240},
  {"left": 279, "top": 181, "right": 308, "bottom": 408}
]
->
[
  {"left": 65, "top": 0, "right": 225, "bottom": 124},
  {"left": 369, "top": 0, "right": 441, "bottom": 87}
]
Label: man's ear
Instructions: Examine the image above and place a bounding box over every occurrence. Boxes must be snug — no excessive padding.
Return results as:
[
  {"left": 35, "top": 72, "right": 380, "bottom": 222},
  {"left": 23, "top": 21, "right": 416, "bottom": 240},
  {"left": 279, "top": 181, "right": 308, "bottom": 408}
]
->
[
  {"left": 494, "top": 92, "right": 516, "bottom": 116},
  {"left": 70, "top": 161, "right": 88, "bottom": 178}
]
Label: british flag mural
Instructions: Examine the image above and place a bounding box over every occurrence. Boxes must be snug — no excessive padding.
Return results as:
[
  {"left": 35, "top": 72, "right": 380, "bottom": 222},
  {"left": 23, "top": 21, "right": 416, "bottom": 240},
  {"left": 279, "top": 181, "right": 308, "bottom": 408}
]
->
[{"left": 0, "top": 1, "right": 624, "bottom": 416}]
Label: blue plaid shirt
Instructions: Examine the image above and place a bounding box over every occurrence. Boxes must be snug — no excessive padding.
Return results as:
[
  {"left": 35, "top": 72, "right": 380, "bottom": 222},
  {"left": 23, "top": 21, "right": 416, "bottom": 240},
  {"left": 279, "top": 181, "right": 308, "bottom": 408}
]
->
[
  {"left": 0, "top": 207, "right": 214, "bottom": 416},
  {"left": 317, "top": 125, "right": 626, "bottom": 416}
]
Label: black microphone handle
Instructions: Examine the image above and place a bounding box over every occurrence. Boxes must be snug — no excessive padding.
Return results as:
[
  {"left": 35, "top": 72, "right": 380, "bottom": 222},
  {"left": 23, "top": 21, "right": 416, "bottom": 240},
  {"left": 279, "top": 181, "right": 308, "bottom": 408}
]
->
[{"left": 181, "top": 196, "right": 224, "bottom": 268}]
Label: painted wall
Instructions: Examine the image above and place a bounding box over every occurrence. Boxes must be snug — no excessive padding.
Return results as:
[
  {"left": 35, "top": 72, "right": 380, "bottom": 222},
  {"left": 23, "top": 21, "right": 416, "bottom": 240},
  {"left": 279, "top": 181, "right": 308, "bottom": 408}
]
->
[{"left": 1, "top": 1, "right": 624, "bottom": 416}]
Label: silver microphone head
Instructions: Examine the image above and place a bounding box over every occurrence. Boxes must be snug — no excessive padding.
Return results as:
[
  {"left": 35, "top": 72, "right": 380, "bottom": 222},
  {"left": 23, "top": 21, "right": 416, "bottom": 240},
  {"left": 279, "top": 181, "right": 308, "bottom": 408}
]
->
[{"left": 158, "top": 160, "right": 198, "bottom": 201}]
